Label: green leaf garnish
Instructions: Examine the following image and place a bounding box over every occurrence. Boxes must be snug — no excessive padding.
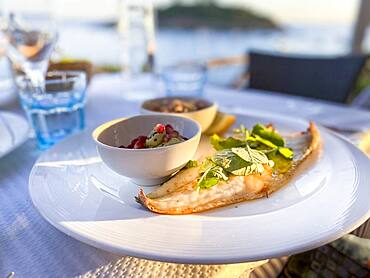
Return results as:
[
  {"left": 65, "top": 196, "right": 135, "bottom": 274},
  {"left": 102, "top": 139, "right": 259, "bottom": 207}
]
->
[
  {"left": 247, "top": 134, "right": 276, "bottom": 149},
  {"left": 232, "top": 124, "right": 249, "bottom": 140},
  {"left": 252, "top": 124, "right": 285, "bottom": 147},
  {"left": 210, "top": 134, "right": 246, "bottom": 151},
  {"left": 197, "top": 123, "right": 295, "bottom": 190},
  {"left": 278, "top": 147, "right": 294, "bottom": 160},
  {"left": 232, "top": 146, "right": 273, "bottom": 166},
  {"left": 197, "top": 163, "right": 228, "bottom": 189},
  {"left": 267, "top": 152, "right": 293, "bottom": 173},
  {"left": 213, "top": 146, "right": 274, "bottom": 176},
  {"left": 199, "top": 158, "right": 216, "bottom": 173},
  {"left": 212, "top": 149, "right": 250, "bottom": 175},
  {"left": 185, "top": 160, "right": 198, "bottom": 169},
  {"left": 248, "top": 125, "right": 294, "bottom": 160}
]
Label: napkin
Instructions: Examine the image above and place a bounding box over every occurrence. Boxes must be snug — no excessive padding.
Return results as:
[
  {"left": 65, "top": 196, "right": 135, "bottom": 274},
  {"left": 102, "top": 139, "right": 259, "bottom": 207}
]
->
[{"left": 0, "top": 112, "right": 14, "bottom": 154}]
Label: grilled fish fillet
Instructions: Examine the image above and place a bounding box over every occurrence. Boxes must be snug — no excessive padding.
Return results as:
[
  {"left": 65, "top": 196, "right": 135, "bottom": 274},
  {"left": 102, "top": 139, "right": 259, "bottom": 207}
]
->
[{"left": 137, "top": 122, "right": 320, "bottom": 215}]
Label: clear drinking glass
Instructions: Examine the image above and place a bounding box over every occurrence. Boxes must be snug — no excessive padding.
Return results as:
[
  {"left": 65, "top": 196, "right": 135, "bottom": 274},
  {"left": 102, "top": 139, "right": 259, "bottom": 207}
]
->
[
  {"left": 16, "top": 71, "right": 87, "bottom": 149},
  {"left": 117, "top": 0, "right": 156, "bottom": 75},
  {"left": 117, "top": 0, "right": 158, "bottom": 100},
  {"left": 162, "top": 63, "right": 207, "bottom": 97},
  {"left": 0, "top": 12, "right": 58, "bottom": 90}
]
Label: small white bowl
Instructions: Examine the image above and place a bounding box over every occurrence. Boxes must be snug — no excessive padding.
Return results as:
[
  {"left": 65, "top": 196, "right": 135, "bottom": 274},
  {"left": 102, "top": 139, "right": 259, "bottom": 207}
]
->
[
  {"left": 141, "top": 97, "right": 217, "bottom": 132},
  {"left": 92, "top": 114, "right": 201, "bottom": 186}
]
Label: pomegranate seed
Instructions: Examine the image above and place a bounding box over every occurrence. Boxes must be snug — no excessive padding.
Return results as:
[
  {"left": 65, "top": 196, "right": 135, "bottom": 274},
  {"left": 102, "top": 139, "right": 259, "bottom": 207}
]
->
[
  {"left": 165, "top": 124, "right": 174, "bottom": 133},
  {"left": 155, "top": 124, "right": 165, "bottom": 133},
  {"left": 125, "top": 138, "right": 137, "bottom": 148},
  {"left": 126, "top": 136, "right": 147, "bottom": 148},
  {"left": 137, "top": 136, "right": 147, "bottom": 142},
  {"left": 134, "top": 140, "right": 146, "bottom": 149}
]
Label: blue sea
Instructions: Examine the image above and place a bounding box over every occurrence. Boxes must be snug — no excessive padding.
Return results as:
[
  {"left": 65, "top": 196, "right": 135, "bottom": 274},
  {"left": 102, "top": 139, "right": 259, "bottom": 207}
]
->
[
  {"left": 2, "top": 23, "right": 368, "bottom": 86},
  {"left": 56, "top": 23, "right": 369, "bottom": 85}
]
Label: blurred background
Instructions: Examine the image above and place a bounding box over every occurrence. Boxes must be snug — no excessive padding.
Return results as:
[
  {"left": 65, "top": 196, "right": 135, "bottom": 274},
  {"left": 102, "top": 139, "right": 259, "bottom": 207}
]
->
[{"left": 1, "top": 0, "right": 368, "bottom": 87}]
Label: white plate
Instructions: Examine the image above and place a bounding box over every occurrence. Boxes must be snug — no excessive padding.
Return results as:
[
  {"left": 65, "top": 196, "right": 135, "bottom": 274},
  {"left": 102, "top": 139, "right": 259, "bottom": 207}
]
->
[
  {"left": 29, "top": 113, "right": 370, "bottom": 264},
  {"left": 0, "top": 111, "right": 29, "bottom": 158}
]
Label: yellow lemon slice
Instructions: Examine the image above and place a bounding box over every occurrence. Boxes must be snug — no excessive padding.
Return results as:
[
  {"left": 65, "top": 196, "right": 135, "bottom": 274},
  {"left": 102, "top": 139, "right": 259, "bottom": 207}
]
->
[
  {"left": 359, "top": 131, "right": 370, "bottom": 157},
  {"left": 204, "top": 111, "right": 236, "bottom": 135}
]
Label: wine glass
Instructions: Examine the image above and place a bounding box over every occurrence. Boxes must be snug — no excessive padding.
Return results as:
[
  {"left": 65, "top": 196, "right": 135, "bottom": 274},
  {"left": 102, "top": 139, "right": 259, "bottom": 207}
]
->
[{"left": 0, "top": 12, "right": 58, "bottom": 91}]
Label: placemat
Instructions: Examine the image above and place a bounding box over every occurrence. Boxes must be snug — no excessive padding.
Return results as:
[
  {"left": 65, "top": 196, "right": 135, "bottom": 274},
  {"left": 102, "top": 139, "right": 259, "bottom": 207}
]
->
[{"left": 78, "top": 257, "right": 272, "bottom": 278}]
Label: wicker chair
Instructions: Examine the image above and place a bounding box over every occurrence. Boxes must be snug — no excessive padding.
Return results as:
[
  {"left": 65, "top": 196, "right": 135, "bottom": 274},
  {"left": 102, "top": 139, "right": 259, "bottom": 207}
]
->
[{"left": 247, "top": 51, "right": 369, "bottom": 103}]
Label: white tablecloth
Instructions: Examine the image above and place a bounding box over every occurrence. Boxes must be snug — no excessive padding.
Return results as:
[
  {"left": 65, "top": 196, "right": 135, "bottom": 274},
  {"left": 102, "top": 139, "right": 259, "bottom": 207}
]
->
[{"left": 1, "top": 74, "right": 370, "bottom": 277}]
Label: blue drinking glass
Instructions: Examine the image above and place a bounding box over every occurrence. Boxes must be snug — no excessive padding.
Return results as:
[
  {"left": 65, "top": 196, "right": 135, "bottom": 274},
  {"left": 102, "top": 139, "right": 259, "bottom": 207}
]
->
[
  {"left": 162, "top": 63, "right": 207, "bottom": 97},
  {"left": 16, "top": 71, "right": 87, "bottom": 149}
]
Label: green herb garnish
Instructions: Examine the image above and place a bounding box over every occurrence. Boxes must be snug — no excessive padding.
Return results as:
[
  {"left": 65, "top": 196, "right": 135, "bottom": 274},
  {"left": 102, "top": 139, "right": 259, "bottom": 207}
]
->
[
  {"left": 250, "top": 124, "right": 294, "bottom": 160},
  {"left": 196, "top": 123, "right": 295, "bottom": 190},
  {"left": 196, "top": 146, "right": 274, "bottom": 189},
  {"left": 185, "top": 160, "right": 198, "bottom": 169},
  {"left": 277, "top": 147, "right": 294, "bottom": 160},
  {"left": 211, "top": 124, "right": 294, "bottom": 160},
  {"left": 267, "top": 152, "right": 292, "bottom": 173},
  {"left": 251, "top": 124, "right": 285, "bottom": 147},
  {"left": 210, "top": 134, "right": 246, "bottom": 151},
  {"left": 197, "top": 160, "right": 228, "bottom": 189},
  {"left": 232, "top": 124, "right": 249, "bottom": 140},
  {"left": 213, "top": 146, "right": 274, "bottom": 176}
]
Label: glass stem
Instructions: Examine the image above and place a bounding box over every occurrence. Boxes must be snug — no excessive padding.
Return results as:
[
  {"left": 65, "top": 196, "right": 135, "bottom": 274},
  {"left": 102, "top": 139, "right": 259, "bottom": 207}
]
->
[{"left": 25, "top": 68, "right": 46, "bottom": 93}]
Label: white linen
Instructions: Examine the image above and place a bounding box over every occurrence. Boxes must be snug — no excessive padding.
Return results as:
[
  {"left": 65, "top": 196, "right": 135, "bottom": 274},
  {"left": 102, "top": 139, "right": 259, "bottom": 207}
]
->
[{"left": 1, "top": 73, "right": 370, "bottom": 277}]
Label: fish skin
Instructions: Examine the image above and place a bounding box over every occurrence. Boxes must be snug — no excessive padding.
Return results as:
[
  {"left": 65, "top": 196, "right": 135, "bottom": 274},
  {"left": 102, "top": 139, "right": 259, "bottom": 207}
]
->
[
  {"left": 137, "top": 122, "right": 321, "bottom": 215},
  {"left": 146, "top": 166, "right": 200, "bottom": 199}
]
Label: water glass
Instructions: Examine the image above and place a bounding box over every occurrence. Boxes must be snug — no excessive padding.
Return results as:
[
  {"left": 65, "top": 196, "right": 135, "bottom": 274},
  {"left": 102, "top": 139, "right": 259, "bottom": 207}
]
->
[
  {"left": 0, "top": 12, "right": 58, "bottom": 89},
  {"left": 117, "top": 0, "right": 156, "bottom": 75},
  {"left": 162, "top": 63, "right": 207, "bottom": 97},
  {"left": 16, "top": 71, "right": 86, "bottom": 149}
]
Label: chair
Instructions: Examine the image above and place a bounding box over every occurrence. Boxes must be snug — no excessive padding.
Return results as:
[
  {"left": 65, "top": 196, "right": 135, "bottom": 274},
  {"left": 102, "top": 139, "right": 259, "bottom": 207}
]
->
[
  {"left": 247, "top": 51, "right": 368, "bottom": 103},
  {"left": 352, "top": 86, "right": 370, "bottom": 108}
]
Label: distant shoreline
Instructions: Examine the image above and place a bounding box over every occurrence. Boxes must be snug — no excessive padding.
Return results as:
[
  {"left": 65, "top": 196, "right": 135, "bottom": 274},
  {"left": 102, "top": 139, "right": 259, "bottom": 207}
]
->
[
  {"left": 157, "top": 4, "right": 278, "bottom": 30},
  {"left": 85, "top": 3, "right": 278, "bottom": 30}
]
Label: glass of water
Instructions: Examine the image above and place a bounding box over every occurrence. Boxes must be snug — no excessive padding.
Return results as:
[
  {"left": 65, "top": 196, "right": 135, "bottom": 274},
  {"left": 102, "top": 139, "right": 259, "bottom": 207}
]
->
[
  {"left": 117, "top": 0, "right": 157, "bottom": 101},
  {"left": 0, "top": 12, "right": 58, "bottom": 90},
  {"left": 162, "top": 63, "right": 207, "bottom": 97},
  {"left": 16, "top": 71, "right": 86, "bottom": 149}
]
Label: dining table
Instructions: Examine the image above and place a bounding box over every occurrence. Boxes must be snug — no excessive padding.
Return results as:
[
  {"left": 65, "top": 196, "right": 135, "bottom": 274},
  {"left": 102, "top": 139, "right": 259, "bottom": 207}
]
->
[{"left": 1, "top": 73, "right": 370, "bottom": 278}]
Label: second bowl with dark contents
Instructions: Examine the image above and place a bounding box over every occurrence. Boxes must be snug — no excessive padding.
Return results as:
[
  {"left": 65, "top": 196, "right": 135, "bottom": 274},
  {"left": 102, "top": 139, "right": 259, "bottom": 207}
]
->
[{"left": 141, "top": 97, "right": 218, "bottom": 132}]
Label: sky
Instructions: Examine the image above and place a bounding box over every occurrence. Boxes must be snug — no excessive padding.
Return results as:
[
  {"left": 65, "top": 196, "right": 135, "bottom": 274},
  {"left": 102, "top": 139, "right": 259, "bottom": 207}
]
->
[
  {"left": 0, "top": 0, "right": 360, "bottom": 25},
  {"left": 218, "top": 0, "right": 360, "bottom": 25}
]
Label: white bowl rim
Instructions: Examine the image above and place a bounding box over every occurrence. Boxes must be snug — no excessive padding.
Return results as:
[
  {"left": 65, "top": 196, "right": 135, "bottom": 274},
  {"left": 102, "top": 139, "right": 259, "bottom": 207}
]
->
[
  {"left": 141, "top": 96, "right": 217, "bottom": 115},
  {"left": 92, "top": 114, "right": 201, "bottom": 152}
]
